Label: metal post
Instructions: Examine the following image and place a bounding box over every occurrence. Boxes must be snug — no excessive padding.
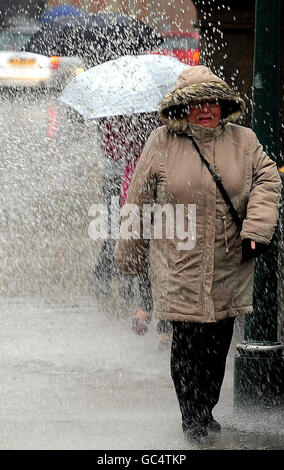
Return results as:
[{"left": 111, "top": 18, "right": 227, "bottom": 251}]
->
[{"left": 234, "top": 0, "right": 284, "bottom": 410}]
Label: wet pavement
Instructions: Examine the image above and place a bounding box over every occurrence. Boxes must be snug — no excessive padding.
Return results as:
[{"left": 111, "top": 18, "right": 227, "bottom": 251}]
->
[{"left": 0, "top": 295, "right": 283, "bottom": 450}]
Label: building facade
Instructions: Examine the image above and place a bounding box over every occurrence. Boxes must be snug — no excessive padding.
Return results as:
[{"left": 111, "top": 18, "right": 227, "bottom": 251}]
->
[{"left": 45, "top": 0, "right": 198, "bottom": 33}]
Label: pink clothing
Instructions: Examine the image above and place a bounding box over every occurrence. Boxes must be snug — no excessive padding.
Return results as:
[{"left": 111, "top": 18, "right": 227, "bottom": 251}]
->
[
  {"left": 121, "top": 161, "right": 135, "bottom": 206},
  {"left": 102, "top": 115, "right": 160, "bottom": 205}
]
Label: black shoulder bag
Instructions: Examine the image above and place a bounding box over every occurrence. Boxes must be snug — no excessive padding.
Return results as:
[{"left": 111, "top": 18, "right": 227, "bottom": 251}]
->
[{"left": 188, "top": 136, "right": 268, "bottom": 259}]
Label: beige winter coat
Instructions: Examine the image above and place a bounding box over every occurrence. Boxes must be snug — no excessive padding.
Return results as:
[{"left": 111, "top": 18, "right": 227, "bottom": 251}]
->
[{"left": 114, "top": 66, "right": 282, "bottom": 323}]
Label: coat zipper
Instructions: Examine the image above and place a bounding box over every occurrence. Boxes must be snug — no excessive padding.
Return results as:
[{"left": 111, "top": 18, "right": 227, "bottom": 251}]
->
[{"left": 222, "top": 215, "right": 229, "bottom": 253}]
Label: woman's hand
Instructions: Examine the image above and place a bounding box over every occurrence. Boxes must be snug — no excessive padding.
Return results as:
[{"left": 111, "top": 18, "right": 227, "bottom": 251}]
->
[{"left": 242, "top": 239, "right": 268, "bottom": 260}]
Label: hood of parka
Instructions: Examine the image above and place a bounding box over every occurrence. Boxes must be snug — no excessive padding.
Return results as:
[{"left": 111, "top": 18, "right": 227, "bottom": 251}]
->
[{"left": 158, "top": 65, "right": 246, "bottom": 134}]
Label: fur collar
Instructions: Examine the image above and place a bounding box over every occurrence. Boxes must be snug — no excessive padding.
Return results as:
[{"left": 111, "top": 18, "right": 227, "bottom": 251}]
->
[{"left": 158, "top": 79, "right": 246, "bottom": 134}]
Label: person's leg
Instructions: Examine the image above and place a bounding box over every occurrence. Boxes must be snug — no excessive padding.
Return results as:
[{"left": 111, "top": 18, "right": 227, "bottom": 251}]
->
[
  {"left": 93, "top": 171, "right": 122, "bottom": 293},
  {"left": 171, "top": 321, "right": 205, "bottom": 434},
  {"left": 138, "top": 259, "right": 153, "bottom": 313},
  {"left": 132, "top": 258, "right": 152, "bottom": 335},
  {"left": 93, "top": 239, "right": 116, "bottom": 294},
  {"left": 170, "top": 318, "right": 235, "bottom": 439},
  {"left": 134, "top": 256, "right": 173, "bottom": 340},
  {"left": 199, "top": 317, "right": 235, "bottom": 426}
]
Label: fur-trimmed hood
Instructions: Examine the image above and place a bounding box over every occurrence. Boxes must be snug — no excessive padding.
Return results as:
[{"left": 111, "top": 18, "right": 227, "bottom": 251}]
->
[{"left": 158, "top": 65, "right": 246, "bottom": 134}]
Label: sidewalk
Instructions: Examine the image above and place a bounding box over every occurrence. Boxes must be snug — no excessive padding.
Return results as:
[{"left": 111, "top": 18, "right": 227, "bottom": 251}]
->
[{"left": 0, "top": 295, "right": 283, "bottom": 450}]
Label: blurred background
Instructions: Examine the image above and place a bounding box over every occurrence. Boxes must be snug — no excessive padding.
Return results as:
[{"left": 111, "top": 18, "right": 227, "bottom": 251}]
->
[{"left": 0, "top": 0, "right": 283, "bottom": 144}]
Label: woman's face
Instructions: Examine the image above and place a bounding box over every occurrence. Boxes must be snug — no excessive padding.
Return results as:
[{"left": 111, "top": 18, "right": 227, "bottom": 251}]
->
[{"left": 186, "top": 100, "right": 221, "bottom": 128}]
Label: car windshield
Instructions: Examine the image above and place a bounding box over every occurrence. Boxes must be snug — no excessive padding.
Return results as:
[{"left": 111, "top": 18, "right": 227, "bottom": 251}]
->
[
  {"left": 162, "top": 36, "right": 198, "bottom": 50},
  {"left": 0, "top": 31, "right": 35, "bottom": 51}
]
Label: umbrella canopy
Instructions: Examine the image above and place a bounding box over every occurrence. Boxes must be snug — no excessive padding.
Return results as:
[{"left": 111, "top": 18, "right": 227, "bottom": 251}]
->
[
  {"left": 39, "top": 5, "right": 88, "bottom": 24},
  {"left": 24, "top": 15, "right": 87, "bottom": 56},
  {"left": 58, "top": 54, "right": 190, "bottom": 119},
  {"left": 24, "top": 14, "right": 163, "bottom": 67}
]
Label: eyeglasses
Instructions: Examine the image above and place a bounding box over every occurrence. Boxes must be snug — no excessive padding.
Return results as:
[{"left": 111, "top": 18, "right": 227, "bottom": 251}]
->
[{"left": 189, "top": 100, "right": 220, "bottom": 109}]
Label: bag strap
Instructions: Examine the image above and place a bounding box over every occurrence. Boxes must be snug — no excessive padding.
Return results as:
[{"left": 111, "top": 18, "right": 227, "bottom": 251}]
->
[{"left": 188, "top": 136, "right": 243, "bottom": 231}]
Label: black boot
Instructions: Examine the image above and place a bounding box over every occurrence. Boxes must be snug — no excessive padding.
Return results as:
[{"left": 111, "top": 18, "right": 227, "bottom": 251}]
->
[
  {"left": 202, "top": 415, "right": 221, "bottom": 433},
  {"left": 182, "top": 420, "right": 208, "bottom": 442}
]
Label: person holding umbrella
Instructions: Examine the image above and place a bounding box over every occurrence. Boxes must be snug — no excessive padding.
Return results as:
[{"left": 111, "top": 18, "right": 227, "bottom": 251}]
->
[
  {"left": 92, "top": 113, "right": 156, "bottom": 302},
  {"left": 59, "top": 54, "right": 188, "bottom": 344},
  {"left": 95, "top": 112, "right": 172, "bottom": 347},
  {"left": 114, "top": 65, "right": 281, "bottom": 441}
]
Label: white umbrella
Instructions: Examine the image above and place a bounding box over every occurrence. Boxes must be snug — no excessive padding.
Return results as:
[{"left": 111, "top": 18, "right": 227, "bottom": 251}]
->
[{"left": 58, "top": 54, "right": 191, "bottom": 119}]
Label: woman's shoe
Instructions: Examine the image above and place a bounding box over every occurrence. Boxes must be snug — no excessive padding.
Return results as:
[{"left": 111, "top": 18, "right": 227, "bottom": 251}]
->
[
  {"left": 183, "top": 423, "right": 208, "bottom": 442},
  {"left": 203, "top": 416, "right": 222, "bottom": 432},
  {"left": 204, "top": 417, "right": 221, "bottom": 433},
  {"left": 131, "top": 308, "right": 151, "bottom": 336}
]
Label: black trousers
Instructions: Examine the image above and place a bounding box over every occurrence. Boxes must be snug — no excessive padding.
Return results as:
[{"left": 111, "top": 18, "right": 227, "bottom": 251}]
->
[{"left": 170, "top": 317, "right": 235, "bottom": 430}]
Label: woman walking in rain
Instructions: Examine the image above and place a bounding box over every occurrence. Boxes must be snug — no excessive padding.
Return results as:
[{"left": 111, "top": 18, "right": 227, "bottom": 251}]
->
[{"left": 114, "top": 65, "right": 281, "bottom": 442}]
